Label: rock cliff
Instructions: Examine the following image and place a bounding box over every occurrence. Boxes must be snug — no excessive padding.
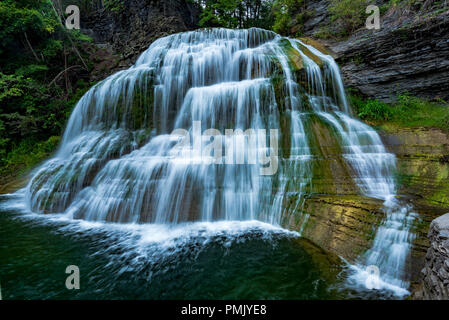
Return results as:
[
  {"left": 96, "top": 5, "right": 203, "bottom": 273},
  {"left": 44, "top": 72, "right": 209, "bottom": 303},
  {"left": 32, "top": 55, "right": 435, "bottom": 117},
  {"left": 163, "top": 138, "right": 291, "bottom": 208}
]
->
[
  {"left": 331, "top": 12, "right": 449, "bottom": 102},
  {"left": 292, "top": 1, "right": 449, "bottom": 102},
  {"left": 79, "top": 0, "right": 199, "bottom": 79},
  {"left": 418, "top": 213, "right": 449, "bottom": 299}
]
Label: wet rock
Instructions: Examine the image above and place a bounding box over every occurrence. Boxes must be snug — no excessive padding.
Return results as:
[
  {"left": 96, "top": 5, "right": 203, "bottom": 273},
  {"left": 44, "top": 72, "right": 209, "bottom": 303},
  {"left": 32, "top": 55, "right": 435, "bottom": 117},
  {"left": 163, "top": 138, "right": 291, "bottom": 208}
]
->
[
  {"left": 287, "top": 194, "right": 386, "bottom": 262},
  {"left": 283, "top": 126, "right": 449, "bottom": 293},
  {"left": 379, "top": 126, "right": 449, "bottom": 259},
  {"left": 380, "top": 126, "right": 449, "bottom": 285},
  {"left": 419, "top": 212, "right": 449, "bottom": 299}
]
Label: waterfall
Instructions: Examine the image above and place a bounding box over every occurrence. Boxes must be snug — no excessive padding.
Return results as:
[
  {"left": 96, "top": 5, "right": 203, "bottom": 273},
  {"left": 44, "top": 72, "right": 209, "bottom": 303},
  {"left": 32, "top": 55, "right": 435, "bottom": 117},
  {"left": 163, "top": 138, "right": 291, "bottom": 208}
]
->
[{"left": 24, "top": 28, "right": 416, "bottom": 295}]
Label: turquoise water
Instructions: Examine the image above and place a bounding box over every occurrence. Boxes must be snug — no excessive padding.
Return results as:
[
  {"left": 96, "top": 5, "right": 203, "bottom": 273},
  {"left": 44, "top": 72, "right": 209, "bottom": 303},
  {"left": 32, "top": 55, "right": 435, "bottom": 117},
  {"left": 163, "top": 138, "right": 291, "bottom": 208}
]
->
[{"left": 0, "top": 194, "right": 350, "bottom": 300}]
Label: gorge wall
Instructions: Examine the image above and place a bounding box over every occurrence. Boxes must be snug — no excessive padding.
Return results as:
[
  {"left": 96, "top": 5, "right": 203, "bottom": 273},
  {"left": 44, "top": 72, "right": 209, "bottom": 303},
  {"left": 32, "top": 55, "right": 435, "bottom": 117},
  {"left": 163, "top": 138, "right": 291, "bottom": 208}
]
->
[
  {"left": 331, "top": 11, "right": 449, "bottom": 102},
  {"left": 290, "top": 0, "right": 449, "bottom": 102},
  {"left": 79, "top": 0, "right": 199, "bottom": 80}
]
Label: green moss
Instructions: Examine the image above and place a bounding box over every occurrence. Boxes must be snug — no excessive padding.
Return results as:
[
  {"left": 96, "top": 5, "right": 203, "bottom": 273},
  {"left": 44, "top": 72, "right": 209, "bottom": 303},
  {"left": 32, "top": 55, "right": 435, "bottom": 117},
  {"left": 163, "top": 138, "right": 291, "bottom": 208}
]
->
[
  {"left": 428, "top": 165, "right": 449, "bottom": 206},
  {"left": 104, "top": 0, "right": 125, "bottom": 13},
  {"left": 395, "top": 172, "right": 413, "bottom": 189},
  {"left": 271, "top": 70, "right": 287, "bottom": 112},
  {"left": 109, "top": 72, "right": 154, "bottom": 131}
]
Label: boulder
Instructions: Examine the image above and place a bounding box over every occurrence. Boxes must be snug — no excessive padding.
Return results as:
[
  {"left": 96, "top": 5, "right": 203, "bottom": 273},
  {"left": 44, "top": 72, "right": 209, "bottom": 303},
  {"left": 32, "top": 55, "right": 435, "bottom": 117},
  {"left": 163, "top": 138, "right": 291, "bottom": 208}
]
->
[{"left": 418, "top": 213, "right": 449, "bottom": 299}]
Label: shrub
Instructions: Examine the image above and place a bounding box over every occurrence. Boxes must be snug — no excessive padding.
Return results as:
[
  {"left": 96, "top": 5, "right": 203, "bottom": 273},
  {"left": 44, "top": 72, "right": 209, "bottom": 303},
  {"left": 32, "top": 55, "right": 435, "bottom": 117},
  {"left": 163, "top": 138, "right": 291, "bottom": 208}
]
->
[
  {"left": 351, "top": 92, "right": 449, "bottom": 132},
  {"left": 329, "top": 0, "right": 369, "bottom": 36},
  {"left": 356, "top": 98, "right": 392, "bottom": 121},
  {"left": 272, "top": 0, "right": 304, "bottom": 35},
  {"left": 0, "top": 135, "right": 61, "bottom": 183}
]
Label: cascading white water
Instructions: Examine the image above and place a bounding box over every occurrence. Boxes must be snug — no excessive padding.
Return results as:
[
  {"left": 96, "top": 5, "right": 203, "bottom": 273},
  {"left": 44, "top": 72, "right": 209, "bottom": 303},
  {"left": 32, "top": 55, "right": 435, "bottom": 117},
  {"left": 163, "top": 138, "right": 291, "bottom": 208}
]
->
[
  {"left": 317, "top": 109, "right": 418, "bottom": 295},
  {"left": 24, "top": 28, "right": 417, "bottom": 295},
  {"left": 292, "top": 39, "right": 418, "bottom": 295}
]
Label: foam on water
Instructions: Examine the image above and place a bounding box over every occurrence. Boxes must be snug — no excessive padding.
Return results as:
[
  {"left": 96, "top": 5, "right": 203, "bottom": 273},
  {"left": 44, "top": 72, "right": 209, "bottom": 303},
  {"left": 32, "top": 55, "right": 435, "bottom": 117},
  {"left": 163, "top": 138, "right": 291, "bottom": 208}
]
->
[{"left": 2, "top": 191, "right": 299, "bottom": 268}]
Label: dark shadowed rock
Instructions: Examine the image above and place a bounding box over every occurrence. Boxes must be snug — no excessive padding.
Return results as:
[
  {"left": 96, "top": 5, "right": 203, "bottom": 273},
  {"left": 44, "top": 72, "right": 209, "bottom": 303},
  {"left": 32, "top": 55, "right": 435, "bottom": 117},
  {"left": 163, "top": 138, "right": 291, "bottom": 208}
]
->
[
  {"left": 293, "top": 2, "right": 449, "bottom": 102},
  {"left": 80, "top": 0, "right": 199, "bottom": 79},
  {"left": 418, "top": 212, "right": 449, "bottom": 299},
  {"left": 331, "top": 12, "right": 449, "bottom": 102}
]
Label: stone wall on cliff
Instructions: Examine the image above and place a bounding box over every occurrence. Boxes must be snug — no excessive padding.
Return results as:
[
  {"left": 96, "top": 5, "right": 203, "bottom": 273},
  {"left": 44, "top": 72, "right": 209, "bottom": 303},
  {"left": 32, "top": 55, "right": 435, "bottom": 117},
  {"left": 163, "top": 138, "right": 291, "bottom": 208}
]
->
[{"left": 419, "top": 213, "right": 449, "bottom": 299}]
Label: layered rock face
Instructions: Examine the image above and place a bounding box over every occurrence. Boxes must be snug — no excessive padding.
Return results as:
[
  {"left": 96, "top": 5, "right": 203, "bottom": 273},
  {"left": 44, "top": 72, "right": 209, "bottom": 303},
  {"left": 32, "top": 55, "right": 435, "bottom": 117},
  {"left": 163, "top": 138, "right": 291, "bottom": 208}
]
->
[
  {"left": 380, "top": 126, "right": 449, "bottom": 211},
  {"left": 331, "top": 12, "right": 449, "bottom": 102},
  {"left": 419, "top": 213, "right": 449, "bottom": 299},
  {"left": 79, "top": 0, "right": 199, "bottom": 78},
  {"left": 300, "top": 0, "right": 331, "bottom": 36},
  {"left": 293, "top": 2, "right": 449, "bottom": 102}
]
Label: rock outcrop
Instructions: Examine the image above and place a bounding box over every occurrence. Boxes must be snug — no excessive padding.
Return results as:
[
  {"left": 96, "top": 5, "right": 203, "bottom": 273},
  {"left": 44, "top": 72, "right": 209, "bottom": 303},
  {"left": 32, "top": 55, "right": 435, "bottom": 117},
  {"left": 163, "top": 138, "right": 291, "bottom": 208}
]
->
[
  {"left": 380, "top": 125, "right": 449, "bottom": 211},
  {"left": 419, "top": 213, "right": 449, "bottom": 299},
  {"left": 292, "top": 1, "right": 449, "bottom": 102},
  {"left": 301, "top": 0, "right": 331, "bottom": 36},
  {"left": 331, "top": 12, "right": 449, "bottom": 102},
  {"left": 79, "top": 0, "right": 199, "bottom": 79}
]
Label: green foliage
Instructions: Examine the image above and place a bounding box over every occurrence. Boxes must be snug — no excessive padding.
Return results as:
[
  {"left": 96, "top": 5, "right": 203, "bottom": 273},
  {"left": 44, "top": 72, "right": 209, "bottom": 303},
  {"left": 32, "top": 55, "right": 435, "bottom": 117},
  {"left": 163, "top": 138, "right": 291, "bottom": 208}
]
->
[
  {"left": 0, "top": 0, "right": 94, "bottom": 182},
  {"left": 104, "top": 0, "right": 124, "bottom": 13},
  {"left": 351, "top": 92, "right": 449, "bottom": 131},
  {"left": 0, "top": 136, "right": 61, "bottom": 182},
  {"left": 329, "top": 0, "right": 369, "bottom": 36},
  {"left": 194, "top": 0, "right": 274, "bottom": 29},
  {"left": 393, "top": 94, "right": 449, "bottom": 129},
  {"left": 272, "top": 0, "right": 304, "bottom": 35},
  {"left": 353, "top": 97, "right": 393, "bottom": 121},
  {"left": 199, "top": 0, "right": 238, "bottom": 27},
  {"left": 0, "top": 1, "right": 59, "bottom": 54}
]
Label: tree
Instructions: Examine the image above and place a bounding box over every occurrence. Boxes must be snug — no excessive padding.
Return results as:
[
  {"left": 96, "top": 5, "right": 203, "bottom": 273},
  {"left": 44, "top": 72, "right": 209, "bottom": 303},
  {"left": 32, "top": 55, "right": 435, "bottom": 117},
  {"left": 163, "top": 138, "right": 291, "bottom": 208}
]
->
[
  {"left": 0, "top": 0, "right": 92, "bottom": 174},
  {"left": 194, "top": 0, "right": 274, "bottom": 29}
]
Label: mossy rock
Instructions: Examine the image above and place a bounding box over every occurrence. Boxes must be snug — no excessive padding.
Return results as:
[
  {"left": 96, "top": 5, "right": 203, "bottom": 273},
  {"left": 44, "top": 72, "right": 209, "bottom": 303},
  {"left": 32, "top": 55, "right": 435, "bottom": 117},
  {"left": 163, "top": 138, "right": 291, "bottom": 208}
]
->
[
  {"left": 0, "top": 175, "right": 29, "bottom": 194},
  {"left": 294, "top": 237, "right": 344, "bottom": 282},
  {"left": 286, "top": 195, "right": 386, "bottom": 262},
  {"left": 298, "top": 37, "right": 335, "bottom": 58},
  {"left": 285, "top": 46, "right": 304, "bottom": 72},
  {"left": 292, "top": 41, "right": 324, "bottom": 67}
]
